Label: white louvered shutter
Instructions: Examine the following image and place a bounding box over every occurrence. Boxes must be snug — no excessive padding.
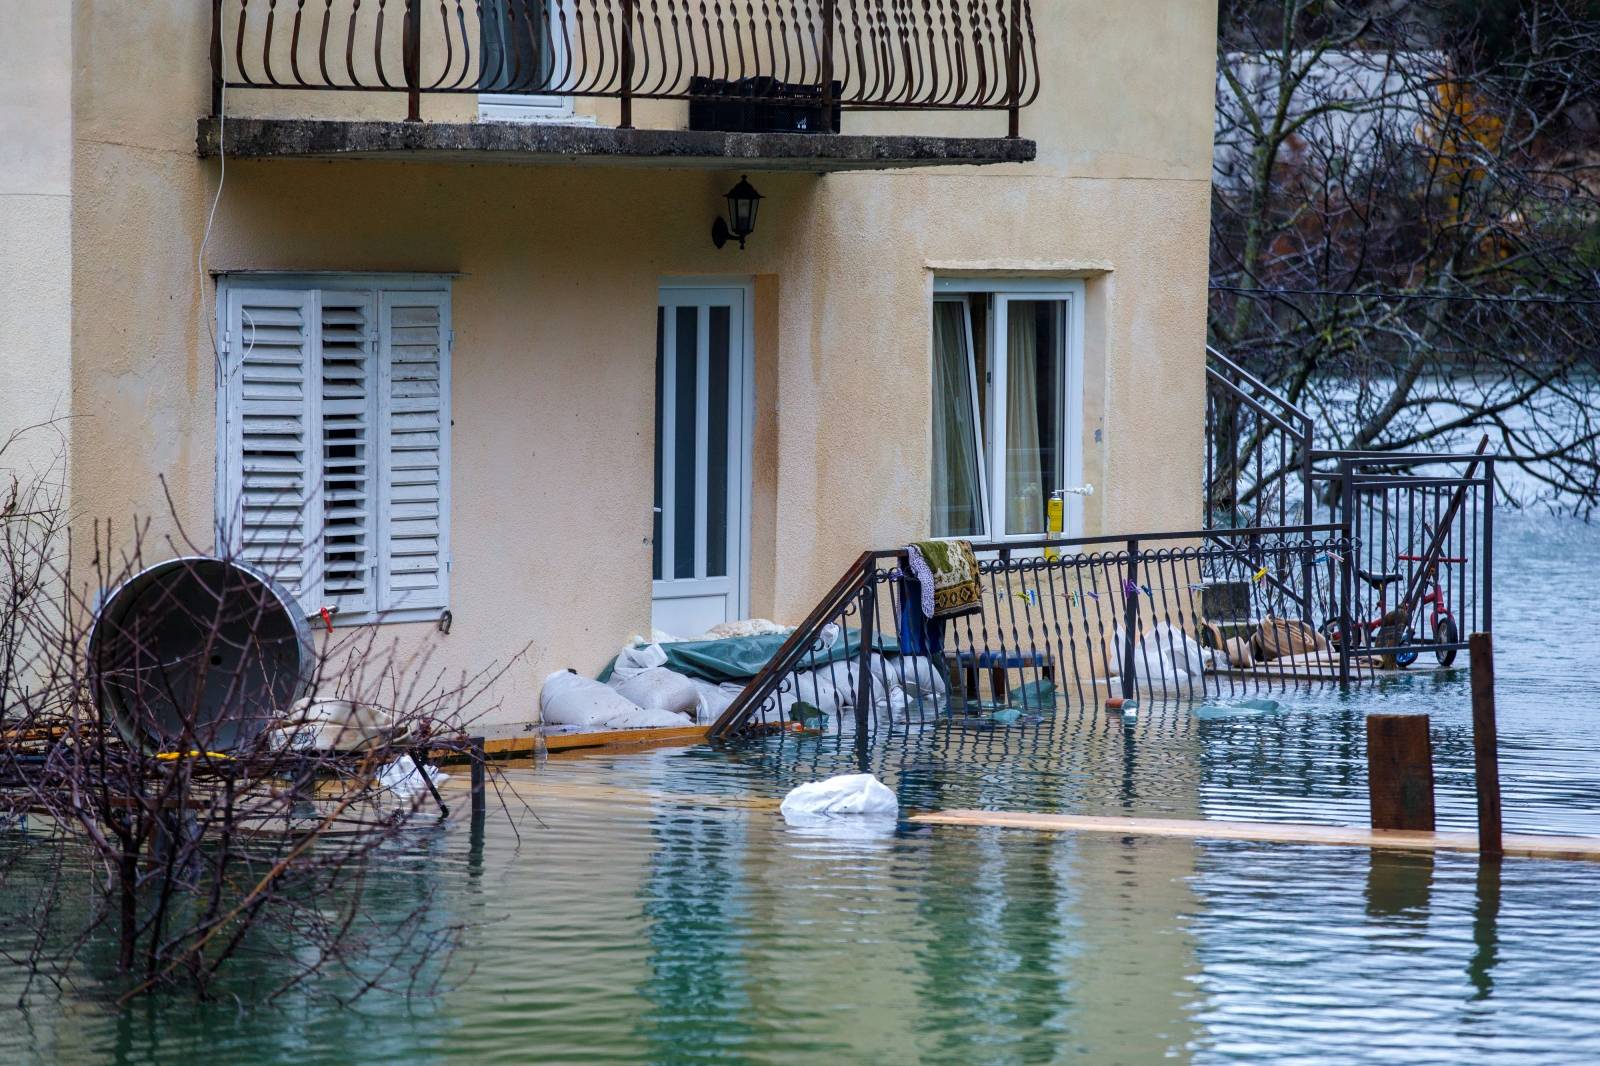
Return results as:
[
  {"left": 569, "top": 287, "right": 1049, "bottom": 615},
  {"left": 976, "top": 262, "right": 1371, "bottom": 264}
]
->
[
  {"left": 316, "top": 290, "right": 379, "bottom": 615},
  {"left": 222, "top": 288, "right": 319, "bottom": 604},
  {"left": 377, "top": 290, "right": 451, "bottom": 613}
]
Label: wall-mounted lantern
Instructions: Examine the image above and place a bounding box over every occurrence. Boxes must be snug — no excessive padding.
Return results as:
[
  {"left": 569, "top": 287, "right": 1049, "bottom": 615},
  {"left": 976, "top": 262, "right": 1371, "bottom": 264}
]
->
[{"left": 711, "top": 175, "right": 763, "bottom": 250}]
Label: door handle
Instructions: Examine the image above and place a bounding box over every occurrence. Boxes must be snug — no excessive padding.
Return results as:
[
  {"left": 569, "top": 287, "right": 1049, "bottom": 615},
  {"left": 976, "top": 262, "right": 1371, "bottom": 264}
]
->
[{"left": 1058, "top": 484, "right": 1095, "bottom": 497}]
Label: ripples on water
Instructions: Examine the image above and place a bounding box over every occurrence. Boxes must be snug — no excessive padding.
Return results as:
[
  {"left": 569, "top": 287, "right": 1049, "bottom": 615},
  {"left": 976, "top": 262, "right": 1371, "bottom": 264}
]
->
[{"left": 6, "top": 513, "right": 1600, "bottom": 1064}]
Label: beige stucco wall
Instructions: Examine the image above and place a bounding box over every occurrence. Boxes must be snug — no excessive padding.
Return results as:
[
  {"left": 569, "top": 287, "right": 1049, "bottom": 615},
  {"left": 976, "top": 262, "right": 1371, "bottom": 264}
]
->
[
  {"left": 53, "top": 0, "right": 1216, "bottom": 734},
  {"left": 1, "top": 1, "right": 73, "bottom": 489}
]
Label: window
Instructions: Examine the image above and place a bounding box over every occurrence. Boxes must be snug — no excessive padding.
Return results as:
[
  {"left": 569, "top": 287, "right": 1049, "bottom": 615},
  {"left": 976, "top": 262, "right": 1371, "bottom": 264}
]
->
[
  {"left": 215, "top": 276, "right": 452, "bottom": 624},
  {"left": 931, "top": 280, "right": 1084, "bottom": 541},
  {"left": 477, "top": 1, "right": 573, "bottom": 121}
]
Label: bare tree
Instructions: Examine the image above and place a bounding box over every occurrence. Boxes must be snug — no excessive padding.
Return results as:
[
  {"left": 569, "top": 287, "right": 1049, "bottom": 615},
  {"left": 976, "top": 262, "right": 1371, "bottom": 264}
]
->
[
  {"left": 0, "top": 429, "right": 526, "bottom": 1006},
  {"left": 1212, "top": 0, "right": 1600, "bottom": 513}
]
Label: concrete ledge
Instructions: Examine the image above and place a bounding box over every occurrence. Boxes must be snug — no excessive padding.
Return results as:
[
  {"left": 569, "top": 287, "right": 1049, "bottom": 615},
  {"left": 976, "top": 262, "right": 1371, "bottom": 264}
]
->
[{"left": 196, "top": 117, "right": 1036, "bottom": 171}]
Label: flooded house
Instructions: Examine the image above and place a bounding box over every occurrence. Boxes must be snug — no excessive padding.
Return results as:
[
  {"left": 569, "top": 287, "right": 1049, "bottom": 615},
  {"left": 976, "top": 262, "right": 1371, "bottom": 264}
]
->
[{"left": 6, "top": 0, "right": 1219, "bottom": 734}]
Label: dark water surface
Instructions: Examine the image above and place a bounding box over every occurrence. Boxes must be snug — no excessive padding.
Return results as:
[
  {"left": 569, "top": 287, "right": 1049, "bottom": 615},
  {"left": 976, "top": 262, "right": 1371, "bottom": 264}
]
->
[{"left": 6, "top": 513, "right": 1600, "bottom": 1064}]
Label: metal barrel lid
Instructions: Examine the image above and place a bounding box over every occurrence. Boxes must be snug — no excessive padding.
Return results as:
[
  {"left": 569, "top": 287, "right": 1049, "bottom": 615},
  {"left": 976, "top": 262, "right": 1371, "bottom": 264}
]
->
[{"left": 87, "top": 556, "right": 315, "bottom": 752}]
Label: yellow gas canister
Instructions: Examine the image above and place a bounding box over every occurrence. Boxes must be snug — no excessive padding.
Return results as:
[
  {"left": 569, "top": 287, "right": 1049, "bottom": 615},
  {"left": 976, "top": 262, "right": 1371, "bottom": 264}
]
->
[{"left": 1044, "top": 492, "right": 1065, "bottom": 560}]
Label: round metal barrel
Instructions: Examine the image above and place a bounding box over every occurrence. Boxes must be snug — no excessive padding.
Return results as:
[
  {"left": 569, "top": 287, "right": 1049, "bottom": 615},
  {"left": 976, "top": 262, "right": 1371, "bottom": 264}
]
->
[{"left": 88, "top": 556, "right": 315, "bottom": 752}]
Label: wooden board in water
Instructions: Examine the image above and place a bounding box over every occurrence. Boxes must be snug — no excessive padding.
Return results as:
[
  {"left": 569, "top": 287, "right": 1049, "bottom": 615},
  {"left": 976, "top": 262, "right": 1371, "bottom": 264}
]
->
[{"left": 910, "top": 809, "right": 1600, "bottom": 862}]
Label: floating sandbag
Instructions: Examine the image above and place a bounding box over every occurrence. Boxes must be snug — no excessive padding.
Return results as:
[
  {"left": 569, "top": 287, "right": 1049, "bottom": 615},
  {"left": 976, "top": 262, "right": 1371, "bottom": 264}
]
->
[
  {"left": 540, "top": 670, "right": 688, "bottom": 730},
  {"left": 779, "top": 773, "right": 899, "bottom": 824},
  {"left": 1109, "top": 623, "right": 1225, "bottom": 685},
  {"left": 375, "top": 757, "right": 450, "bottom": 799}
]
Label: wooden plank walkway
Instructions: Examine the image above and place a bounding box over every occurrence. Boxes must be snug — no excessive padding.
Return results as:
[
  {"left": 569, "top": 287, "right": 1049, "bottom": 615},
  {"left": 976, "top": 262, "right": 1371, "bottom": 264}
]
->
[{"left": 909, "top": 809, "right": 1600, "bottom": 862}]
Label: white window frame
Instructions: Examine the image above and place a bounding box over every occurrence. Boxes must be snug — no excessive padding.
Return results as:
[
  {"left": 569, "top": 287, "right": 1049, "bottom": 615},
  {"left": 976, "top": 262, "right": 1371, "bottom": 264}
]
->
[
  {"left": 214, "top": 272, "right": 453, "bottom": 627},
  {"left": 931, "top": 277, "right": 1087, "bottom": 544},
  {"left": 476, "top": 0, "right": 581, "bottom": 123}
]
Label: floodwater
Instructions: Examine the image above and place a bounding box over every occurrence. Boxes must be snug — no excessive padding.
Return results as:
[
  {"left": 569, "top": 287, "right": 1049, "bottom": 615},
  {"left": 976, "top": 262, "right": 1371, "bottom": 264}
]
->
[{"left": 4, "top": 512, "right": 1600, "bottom": 1064}]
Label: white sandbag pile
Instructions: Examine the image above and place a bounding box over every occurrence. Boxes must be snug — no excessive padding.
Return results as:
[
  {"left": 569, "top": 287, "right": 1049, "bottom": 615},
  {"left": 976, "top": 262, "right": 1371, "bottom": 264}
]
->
[
  {"left": 774, "top": 653, "right": 945, "bottom": 731},
  {"left": 540, "top": 670, "right": 691, "bottom": 730},
  {"left": 1108, "top": 622, "right": 1227, "bottom": 688},
  {"left": 605, "top": 642, "right": 745, "bottom": 725}
]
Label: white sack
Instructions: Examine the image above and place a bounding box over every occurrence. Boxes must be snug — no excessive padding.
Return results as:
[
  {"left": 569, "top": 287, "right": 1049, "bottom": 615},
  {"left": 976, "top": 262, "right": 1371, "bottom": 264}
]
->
[
  {"left": 376, "top": 757, "right": 449, "bottom": 799},
  {"left": 890, "top": 655, "right": 948, "bottom": 697},
  {"left": 780, "top": 773, "right": 899, "bottom": 824},
  {"left": 685, "top": 677, "right": 744, "bottom": 724},
  {"left": 610, "top": 643, "right": 670, "bottom": 685},
  {"left": 613, "top": 667, "right": 700, "bottom": 719},
  {"left": 540, "top": 670, "right": 687, "bottom": 730},
  {"left": 704, "top": 618, "right": 791, "bottom": 639},
  {"left": 275, "top": 697, "right": 404, "bottom": 753},
  {"left": 1107, "top": 624, "right": 1225, "bottom": 687}
]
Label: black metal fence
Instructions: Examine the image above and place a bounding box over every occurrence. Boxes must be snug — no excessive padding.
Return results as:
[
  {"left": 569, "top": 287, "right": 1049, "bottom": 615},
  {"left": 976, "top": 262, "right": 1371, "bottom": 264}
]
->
[
  {"left": 1203, "top": 347, "right": 1494, "bottom": 683},
  {"left": 708, "top": 525, "right": 1358, "bottom": 742},
  {"left": 210, "top": 0, "right": 1040, "bottom": 132},
  {"left": 1321, "top": 450, "right": 1493, "bottom": 679}
]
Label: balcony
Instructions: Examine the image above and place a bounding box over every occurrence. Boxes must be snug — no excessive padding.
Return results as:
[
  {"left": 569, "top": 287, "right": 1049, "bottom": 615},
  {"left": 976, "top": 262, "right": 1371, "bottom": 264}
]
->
[{"left": 197, "top": 0, "right": 1040, "bottom": 171}]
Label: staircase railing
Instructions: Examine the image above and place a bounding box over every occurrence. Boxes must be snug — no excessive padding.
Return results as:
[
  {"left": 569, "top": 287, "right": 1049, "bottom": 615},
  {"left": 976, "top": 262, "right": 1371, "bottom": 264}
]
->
[{"left": 1205, "top": 346, "right": 1314, "bottom": 531}]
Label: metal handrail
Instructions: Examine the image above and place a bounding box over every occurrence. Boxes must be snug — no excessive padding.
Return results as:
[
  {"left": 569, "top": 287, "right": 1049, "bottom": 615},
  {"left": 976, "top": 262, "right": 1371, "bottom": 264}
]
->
[
  {"left": 210, "top": 0, "right": 1041, "bottom": 134},
  {"left": 709, "top": 523, "right": 1356, "bottom": 740},
  {"left": 707, "top": 551, "right": 871, "bottom": 739},
  {"left": 1204, "top": 345, "right": 1313, "bottom": 423},
  {"left": 1205, "top": 346, "right": 1315, "bottom": 531}
]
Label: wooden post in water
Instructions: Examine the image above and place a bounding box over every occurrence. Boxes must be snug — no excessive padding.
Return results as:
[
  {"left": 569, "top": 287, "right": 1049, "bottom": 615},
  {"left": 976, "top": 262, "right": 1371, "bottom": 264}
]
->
[
  {"left": 1470, "top": 633, "right": 1504, "bottom": 859},
  {"left": 1367, "top": 714, "right": 1436, "bottom": 831}
]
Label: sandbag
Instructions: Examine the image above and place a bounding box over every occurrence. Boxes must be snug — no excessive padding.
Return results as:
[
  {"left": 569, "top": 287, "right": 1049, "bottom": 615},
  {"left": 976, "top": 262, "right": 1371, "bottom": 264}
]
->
[
  {"left": 1252, "top": 617, "right": 1328, "bottom": 661},
  {"left": 375, "top": 757, "right": 449, "bottom": 799},
  {"left": 684, "top": 678, "right": 745, "bottom": 724},
  {"left": 610, "top": 642, "right": 669, "bottom": 685},
  {"left": 274, "top": 697, "right": 405, "bottom": 753},
  {"left": 1108, "top": 623, "right": 1223, "bottom": 685},
  {"left": 704, "top": 618, "right": 791, "bottom": 640},
  {"left": 539, "top": 670, "right": 687, "bottom": 730},
  {"left": 1224, "top": 636, "right": 1255, "bottom": 668},
  {"left": 776, "top": 666, "right": 847, "bottom": 723},
  {"left": 779, "top": 773, "right": 898, "bottom": 824},
  {"left": 612, "top": 667, "right": 700, "bottom": 719}
]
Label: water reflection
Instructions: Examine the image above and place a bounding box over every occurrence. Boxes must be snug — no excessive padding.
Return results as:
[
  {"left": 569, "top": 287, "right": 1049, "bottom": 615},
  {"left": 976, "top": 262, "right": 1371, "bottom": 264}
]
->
[
  {"left": 1469, "top": 858, "right": 1502, "bottom": 1002},
  {"left": 1365, "top": 851, "right": 1435, "bottom": 917}
]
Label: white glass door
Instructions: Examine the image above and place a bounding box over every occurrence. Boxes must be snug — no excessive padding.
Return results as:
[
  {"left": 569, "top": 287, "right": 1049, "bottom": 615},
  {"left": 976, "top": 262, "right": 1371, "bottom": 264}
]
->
[{"left": 652, "top": 286, "right": 750, "bottom": 637}]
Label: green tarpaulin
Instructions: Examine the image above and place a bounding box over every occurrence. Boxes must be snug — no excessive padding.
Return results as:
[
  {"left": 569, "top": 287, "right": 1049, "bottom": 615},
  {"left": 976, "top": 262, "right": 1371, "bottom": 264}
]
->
[{"left": 597, "top": 631, "right": 901, "bottom": 685}]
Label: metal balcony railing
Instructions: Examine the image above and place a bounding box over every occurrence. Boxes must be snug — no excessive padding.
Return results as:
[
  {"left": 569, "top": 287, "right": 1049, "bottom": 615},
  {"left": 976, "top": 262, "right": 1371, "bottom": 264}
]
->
[
  {"left": 209, "top": 0, "right": 1040, "bottom": 134},
  {"left": 708, "top": 525, "right": 1366, "bottom": 743}
]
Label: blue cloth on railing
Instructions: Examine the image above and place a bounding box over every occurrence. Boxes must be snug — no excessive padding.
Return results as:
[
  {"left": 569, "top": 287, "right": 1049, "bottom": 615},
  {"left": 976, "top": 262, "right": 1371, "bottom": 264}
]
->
[{"left": 897, "top": 575, "right": 946, "bottom": 659}]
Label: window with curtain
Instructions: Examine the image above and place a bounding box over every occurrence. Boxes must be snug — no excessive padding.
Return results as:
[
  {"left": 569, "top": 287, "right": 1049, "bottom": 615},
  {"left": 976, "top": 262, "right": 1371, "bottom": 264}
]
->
[
  {"left": 478, "top": 1, "right": 570, "bottom": 119},
  {"left": 479, "top": 1, "right": 554, "bottom": 92},
  {"left": 931, "top": 288, "right": 1074, "bottom": 540}
]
